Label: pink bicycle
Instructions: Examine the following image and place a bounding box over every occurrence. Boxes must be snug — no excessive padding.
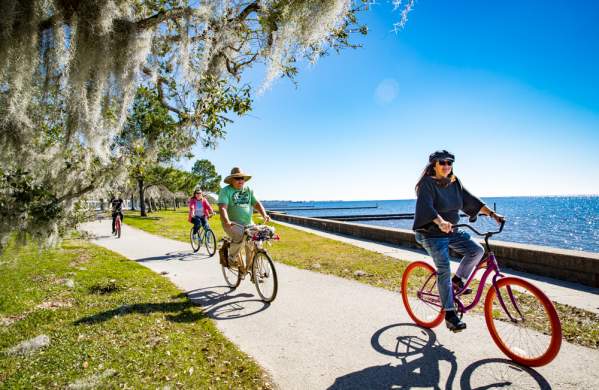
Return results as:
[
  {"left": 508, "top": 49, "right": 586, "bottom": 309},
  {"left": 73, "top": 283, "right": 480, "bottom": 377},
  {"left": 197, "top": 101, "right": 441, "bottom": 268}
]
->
[{"left": 401, "top": 221, "right": 562, "bottom": 367}]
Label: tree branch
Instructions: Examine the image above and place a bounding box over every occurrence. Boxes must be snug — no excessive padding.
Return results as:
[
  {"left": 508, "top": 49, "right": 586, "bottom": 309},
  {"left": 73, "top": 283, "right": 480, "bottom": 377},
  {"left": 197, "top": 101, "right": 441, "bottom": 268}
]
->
[
  {"left": 136, "top": 7, "right": 194, "bottom": 31},
  {"left": 55, "top": 184, "right": 95, "bottom": 204},
  {"left": 232, "top": 2, "right": 260, "bottom": 23},
  {"left": 156, "top": 77, "right": 183, "bottom": 116}
]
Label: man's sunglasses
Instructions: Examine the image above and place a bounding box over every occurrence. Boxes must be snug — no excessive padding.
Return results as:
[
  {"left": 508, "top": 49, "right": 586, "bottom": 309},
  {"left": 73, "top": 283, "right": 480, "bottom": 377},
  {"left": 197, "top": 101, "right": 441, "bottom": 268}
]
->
[
  {"left": 233, "top": 177, "right": 245, "bottom": 181},
  {"left": 438, "top": 160, "right": 453, "bottom": 166}
]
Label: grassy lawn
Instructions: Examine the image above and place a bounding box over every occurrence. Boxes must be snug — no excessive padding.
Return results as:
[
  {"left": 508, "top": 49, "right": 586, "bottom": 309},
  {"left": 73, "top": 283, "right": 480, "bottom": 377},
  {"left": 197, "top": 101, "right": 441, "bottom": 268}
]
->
[
  {"left": 0, "top": 236, "right": 272, "bottom": 389},
  {"left": 124, "top": 208, "right": 599, "bottom": 350}
]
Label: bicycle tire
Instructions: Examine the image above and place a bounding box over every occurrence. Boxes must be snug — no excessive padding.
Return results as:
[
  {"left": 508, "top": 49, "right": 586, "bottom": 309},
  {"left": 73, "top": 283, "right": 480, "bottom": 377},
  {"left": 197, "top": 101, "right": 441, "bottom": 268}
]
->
[
  {"left": 484, "top": 277, "right": 562, "bottom": 367},
  {"left": 222, "top": 261, "right": 241, "bottom": 289},
  {"left": 252, "top": 251, "right": 278, "bottom": 302},
  {"left": 115, "top": 216, "right": 121, "bottom": 239},
  {"left": 401, "top": 261, "right": 445, "bottom": 328},
  {"left": 204, "top": 229, "right": 217, "bottom": 256},
  {"left": 190, "top": 227, "right": 201, "bottom": 252}
]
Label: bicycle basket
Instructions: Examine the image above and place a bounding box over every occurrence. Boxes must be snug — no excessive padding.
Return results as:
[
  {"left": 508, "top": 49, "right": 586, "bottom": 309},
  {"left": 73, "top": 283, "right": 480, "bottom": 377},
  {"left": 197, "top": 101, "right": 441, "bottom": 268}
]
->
[
  {"left": 218, "top": 239, "right": 229, "bottom": 266},
  {"left": 250, "top": 225, "right": 278, "bottom": 241}
]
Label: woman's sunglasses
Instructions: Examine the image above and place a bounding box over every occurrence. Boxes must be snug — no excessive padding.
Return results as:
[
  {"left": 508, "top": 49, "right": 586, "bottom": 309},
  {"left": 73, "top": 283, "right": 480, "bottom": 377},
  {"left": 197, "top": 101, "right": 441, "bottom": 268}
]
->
[{"left": 438, "top": 160, "right": 453, "bottom": 166}]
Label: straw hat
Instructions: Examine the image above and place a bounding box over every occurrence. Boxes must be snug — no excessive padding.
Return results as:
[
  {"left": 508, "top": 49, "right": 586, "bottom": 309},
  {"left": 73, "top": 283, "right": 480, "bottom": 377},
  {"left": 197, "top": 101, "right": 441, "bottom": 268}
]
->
[{"left": 224, "top": 167, "right": 252, "bottom": 185}]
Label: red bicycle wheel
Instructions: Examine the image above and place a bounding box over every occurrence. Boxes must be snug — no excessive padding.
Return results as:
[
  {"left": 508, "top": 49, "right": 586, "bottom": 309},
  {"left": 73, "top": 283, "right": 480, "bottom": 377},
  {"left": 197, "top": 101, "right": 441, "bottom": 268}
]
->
[
  {"left": 485, "top": 277, "right": 562, "bottom": 367},
  {"left": 401, "top": 261, "right": 445, "bottom": 328}
]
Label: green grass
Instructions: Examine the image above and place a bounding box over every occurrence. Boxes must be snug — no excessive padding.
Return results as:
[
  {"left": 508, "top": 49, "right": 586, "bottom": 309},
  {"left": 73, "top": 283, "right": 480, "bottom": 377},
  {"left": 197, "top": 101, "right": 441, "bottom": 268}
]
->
[
  {"left": 124, "top": 208, "right": 599, "bottom": 350},
  {"left": 0, "top": 236, "right": 273, "bottom": 389}
]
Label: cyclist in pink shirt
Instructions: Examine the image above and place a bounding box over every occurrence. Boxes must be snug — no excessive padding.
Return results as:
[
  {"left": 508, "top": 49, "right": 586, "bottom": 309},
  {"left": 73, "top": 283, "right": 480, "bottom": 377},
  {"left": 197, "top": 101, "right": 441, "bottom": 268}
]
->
[{"left": 188, "top": 188, "right": 214, "bottom": 234}]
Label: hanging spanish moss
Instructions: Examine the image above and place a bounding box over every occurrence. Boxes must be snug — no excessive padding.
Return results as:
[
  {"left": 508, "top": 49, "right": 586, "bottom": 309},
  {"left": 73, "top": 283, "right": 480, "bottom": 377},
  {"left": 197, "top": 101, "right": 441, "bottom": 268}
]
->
[{"left": 0, "top": 0, "right": 415, "bottom": 248}]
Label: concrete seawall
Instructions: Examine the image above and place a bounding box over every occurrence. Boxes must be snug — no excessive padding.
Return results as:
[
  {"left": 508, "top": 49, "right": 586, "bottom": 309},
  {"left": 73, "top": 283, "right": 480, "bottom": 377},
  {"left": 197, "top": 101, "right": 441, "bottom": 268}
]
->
[{"left": 269, "top": 212, "right": 599, "bottom": 288}]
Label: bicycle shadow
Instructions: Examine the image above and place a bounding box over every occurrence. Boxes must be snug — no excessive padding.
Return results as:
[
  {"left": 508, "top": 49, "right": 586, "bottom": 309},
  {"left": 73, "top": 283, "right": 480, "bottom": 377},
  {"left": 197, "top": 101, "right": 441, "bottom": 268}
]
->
[
  {"left": 136, "top": 249, "right": 212, "bottom": 262},
  {"left": 186, "top": 286, "right": 270, "bottom": 320},
  {"left": 328, "top": 323, "right": 550, "bottom": 390},
  {"left": 460, "top": 358, "right": 551, "bottom": 390}
]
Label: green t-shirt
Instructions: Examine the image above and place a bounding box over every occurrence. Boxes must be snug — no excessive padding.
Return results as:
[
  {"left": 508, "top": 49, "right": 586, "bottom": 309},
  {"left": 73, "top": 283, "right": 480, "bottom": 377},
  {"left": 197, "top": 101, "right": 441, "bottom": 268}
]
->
[{"left": 218, "top": 185, "right": 257, "bottom": 226}]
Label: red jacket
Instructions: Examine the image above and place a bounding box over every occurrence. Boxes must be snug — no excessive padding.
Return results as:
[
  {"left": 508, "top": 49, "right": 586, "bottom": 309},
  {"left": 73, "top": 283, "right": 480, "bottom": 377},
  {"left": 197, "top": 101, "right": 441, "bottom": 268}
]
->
[{"left": 188, "top": 197, "right": 214, "bottom": 222}]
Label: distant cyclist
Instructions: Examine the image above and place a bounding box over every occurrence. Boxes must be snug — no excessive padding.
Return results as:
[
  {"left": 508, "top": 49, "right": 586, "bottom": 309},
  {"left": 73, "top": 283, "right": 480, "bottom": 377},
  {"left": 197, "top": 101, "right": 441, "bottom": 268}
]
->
[
  {"left": 218, "top": 167, "right": 270, "bottom": 266},
  {"left": 413, "top": 150, "right": 505, "bottom": 332},
  {"left": 110, "top": 195, "right": 125, "bottom": 235},
  {"left": 188, "top": 188, "right": 214, "bottom": 235}
]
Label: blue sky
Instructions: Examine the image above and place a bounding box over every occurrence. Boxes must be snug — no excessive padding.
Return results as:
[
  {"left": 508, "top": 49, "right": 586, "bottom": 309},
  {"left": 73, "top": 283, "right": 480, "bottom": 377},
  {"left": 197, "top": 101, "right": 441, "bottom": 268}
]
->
[{"left": 182, "top": 0, "right": 599, "bottom": 200}]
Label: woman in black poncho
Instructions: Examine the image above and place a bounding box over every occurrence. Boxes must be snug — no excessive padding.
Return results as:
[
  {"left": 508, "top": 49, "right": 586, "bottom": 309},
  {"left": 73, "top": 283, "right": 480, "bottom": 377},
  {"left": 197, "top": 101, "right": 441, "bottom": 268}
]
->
[{"left": 413, "top": 150, "right": 505, "bottom": 332}]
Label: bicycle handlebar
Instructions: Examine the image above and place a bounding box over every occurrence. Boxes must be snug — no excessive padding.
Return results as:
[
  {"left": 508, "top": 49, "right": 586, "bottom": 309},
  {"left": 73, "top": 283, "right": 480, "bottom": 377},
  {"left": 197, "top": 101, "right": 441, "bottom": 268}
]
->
[{"left": 453, "top": 220, "right": 505, "bottom": 237}]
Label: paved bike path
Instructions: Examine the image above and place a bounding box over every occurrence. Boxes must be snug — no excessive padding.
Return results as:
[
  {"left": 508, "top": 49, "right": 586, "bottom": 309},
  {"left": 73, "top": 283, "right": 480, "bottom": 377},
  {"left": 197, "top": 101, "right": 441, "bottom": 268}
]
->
[{"left": 81, "top": 220, "right": 599, "bottom": 389}]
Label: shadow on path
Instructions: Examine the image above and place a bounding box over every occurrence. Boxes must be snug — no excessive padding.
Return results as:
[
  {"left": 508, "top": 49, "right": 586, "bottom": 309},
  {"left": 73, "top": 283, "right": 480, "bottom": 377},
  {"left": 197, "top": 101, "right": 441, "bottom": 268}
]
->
[
  {"left": 75, "top": 284, "right": 271, "bottom": 326},
  {"left": 460, "top": 358, "right": 551, "bottom": 390},
  {"left": 186, "top": 286, "right": 270, "bottom": 320},
  {"left": 93, "top": 234, "right": 115, "bottom": 240},
  {"left": 328, "top": 323, "right": 550, "bottom": 390},
  {"left": 136, "top": 250, "right": 212, "bottom": 262}
]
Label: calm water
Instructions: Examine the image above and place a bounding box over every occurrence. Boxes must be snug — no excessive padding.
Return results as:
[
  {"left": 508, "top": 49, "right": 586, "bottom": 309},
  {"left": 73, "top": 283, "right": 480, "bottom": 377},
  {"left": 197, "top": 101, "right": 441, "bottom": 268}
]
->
[{"left": 263, "top": 196, "right": 599, "bottom": 253}]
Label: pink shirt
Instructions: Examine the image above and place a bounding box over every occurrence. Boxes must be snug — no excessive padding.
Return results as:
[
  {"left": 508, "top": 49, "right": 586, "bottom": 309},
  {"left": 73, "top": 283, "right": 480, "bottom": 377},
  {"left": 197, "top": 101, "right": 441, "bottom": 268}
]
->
[{"left": 188, "top": 197, "right": 214, "bottom": 222}]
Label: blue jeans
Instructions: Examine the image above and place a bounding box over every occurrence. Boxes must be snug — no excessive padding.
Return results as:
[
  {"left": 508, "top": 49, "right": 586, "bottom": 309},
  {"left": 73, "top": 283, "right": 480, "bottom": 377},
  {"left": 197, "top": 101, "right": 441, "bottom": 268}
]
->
[
  {"left": 415, "top": 230, "right": 485, "bottom": 311},
  {"left": 191, "top": 216, "right": 209, "bottom": 234}
]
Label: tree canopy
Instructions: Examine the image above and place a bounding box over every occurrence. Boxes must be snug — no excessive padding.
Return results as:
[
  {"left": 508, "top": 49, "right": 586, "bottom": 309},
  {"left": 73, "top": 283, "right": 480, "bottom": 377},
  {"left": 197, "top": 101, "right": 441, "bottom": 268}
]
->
[{"left": 191, "top": 159, "right": 221, "bottom": 194}]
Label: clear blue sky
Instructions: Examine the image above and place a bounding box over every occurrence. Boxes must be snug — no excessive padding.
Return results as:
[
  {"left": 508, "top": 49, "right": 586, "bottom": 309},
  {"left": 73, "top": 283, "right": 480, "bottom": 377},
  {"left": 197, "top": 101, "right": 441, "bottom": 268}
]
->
[{"left": 183, "top": 0, "right": 599, "bottom": 200}]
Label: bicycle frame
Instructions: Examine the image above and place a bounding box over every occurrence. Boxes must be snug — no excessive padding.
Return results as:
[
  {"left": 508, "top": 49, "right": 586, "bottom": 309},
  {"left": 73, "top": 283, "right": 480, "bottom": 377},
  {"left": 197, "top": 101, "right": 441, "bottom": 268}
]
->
[
  {"left": 416, "top": 220, "right": 523, "bottom": 322},
  {"left": 416, "top": 253, "right": 501, "bottom": 313}
]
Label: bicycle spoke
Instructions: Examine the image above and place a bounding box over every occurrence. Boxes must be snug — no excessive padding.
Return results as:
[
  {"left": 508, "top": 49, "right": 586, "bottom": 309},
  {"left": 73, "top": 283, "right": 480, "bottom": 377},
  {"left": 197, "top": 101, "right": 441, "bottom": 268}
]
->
[
  {"left": 252, "top": 252, "right": 277, "bottom": 302},
  {"left": 485, "top": 277, "right": 561, "bottom": 366},
  {"left": 401, "top": 262, "right": 444, "bottom": 328}
]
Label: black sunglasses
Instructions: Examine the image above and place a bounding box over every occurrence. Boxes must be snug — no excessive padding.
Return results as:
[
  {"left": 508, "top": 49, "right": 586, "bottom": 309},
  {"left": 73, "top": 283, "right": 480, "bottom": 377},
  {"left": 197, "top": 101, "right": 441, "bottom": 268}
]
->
[
  {"left": 438, "top": 160, "right": 453, "bottom": 166},
  {"left": 233, "top": 177, "right": 245, "bottom": 181}
]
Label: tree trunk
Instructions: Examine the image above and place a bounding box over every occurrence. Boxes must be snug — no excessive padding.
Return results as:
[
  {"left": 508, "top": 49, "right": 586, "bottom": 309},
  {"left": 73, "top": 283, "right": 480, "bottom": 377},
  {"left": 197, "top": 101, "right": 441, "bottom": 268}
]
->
[
  {"left": 100, "top": 198, "right": 105, "bottom": 211},
  {"left": 138, "top": 179, "right": 147, "bottom": 217},
  {"left": 130, "top": 194, "right": 136, "bottom": 211}
]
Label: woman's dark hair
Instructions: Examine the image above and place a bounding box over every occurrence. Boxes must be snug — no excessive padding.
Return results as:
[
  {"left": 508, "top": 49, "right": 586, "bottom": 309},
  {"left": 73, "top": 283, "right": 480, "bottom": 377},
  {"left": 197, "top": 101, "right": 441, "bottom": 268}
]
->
[
  {"left": 190, "top": 189, "right": 202, "bottom": 200},
  {"left": 415, "top": 161, "right": 456, "bottom": 193}
]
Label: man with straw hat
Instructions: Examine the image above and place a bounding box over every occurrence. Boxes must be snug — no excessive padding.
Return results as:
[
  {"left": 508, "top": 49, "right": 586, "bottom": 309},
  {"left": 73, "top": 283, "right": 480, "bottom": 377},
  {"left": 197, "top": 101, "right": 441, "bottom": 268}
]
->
[{"left": 218, "top": 167, "right": 270, "bottom": 268}]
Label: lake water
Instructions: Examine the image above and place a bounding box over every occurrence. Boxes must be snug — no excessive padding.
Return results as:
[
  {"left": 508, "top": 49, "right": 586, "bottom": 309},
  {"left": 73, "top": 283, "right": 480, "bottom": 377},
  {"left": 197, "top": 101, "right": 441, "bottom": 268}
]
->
[{"left": 263, "top": 196, "right": 599, "bottom": 253}]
